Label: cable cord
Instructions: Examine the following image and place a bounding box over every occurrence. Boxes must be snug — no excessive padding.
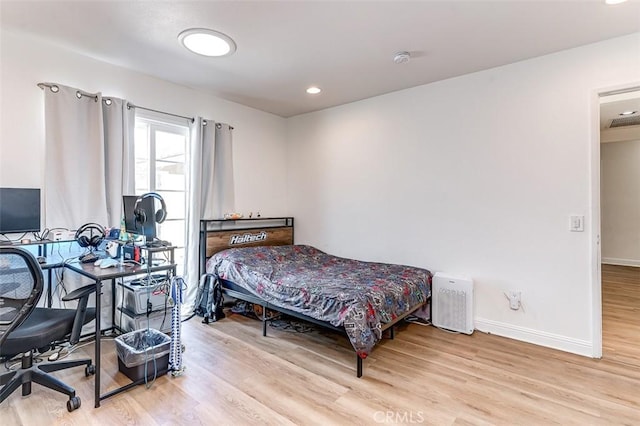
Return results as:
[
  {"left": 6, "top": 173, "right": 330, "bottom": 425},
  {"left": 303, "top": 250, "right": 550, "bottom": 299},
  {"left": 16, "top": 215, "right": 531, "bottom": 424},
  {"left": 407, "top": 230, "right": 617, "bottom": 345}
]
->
[
  {"left": 52, "top": 254, "right": 86, "bottom": 308},
  {"left": 143, "top": 267, "right": 158, "bottom": 389},
  {"left": 181, "top": 312, "right": 196, "bottom": 323},
  {"left": 0, "top": 232, "right": 28, "bottom": 243},
  {"left": 118, "top": 276, "right": 126, "bottom": 332}
]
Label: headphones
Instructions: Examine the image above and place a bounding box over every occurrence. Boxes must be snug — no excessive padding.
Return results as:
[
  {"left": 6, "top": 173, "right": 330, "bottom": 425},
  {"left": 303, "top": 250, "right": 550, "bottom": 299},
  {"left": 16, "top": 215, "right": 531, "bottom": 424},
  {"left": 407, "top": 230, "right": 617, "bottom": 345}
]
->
[
  {"left": 75, "top": 223, "right": 106, "bottom": 249},
  {"left": 134, "top": 192, "right": 167, "bottom": 226}
]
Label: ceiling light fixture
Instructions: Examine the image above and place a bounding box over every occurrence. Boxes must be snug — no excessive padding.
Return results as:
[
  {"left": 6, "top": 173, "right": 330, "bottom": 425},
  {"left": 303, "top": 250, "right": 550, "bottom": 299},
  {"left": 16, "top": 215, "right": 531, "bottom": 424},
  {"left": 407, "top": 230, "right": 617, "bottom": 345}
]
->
[
  {"left": 619, "top": 110, "right": 638, "bottom": 116},
  {"left": 306, "top": 86, "right": 321, "bottom": 95},
  {"left": 605, "top": 0, "right": 628, "bottom": 4},
  {"left": 178, "top": 28, "right": 236, "bottom": 57}
]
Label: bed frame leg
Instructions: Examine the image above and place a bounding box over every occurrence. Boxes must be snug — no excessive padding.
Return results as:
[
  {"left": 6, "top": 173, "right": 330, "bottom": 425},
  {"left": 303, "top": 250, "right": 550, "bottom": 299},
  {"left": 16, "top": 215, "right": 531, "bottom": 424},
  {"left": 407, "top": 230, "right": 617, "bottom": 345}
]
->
[
  {"left": 390, "top": 326, "right": 395, "bottom": 340},
  {"left": 262, "top": 305, "right": 267, "bottom": 337},
  {"left": 356, "top": 355, "right": 362, "bottom": 378}
]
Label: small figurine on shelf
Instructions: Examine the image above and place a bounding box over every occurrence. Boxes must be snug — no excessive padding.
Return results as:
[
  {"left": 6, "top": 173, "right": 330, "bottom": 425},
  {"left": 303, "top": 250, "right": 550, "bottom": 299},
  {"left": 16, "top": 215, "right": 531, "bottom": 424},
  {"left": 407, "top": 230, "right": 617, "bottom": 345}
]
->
[
  {"left": 249, "top": 212, "right": 253, "bottom": 218},
  {"left": 223, "top": 212, "right": 243, "bottom": 220},
  {"left": 257, "top": 212, "right": 261, "bottom": 218}
]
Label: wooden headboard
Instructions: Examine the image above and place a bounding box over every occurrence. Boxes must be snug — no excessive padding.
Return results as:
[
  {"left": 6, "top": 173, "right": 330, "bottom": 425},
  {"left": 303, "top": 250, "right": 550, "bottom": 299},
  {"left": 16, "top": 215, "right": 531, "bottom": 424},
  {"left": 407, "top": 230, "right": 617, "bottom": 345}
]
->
[{"left": 198, "top": 217, "right": 294, "bottom": 276}]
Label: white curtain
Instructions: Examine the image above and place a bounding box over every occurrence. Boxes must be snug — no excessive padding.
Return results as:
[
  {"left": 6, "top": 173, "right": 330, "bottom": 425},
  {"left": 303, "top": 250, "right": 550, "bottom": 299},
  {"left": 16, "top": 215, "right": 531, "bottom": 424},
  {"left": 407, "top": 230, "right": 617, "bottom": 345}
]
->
[
  {"left": 42, "top": 85, "right": 135, "bottom": 330},
  {"left": 44, "top": 84, "right": 108, "bottom": 229},
  {"left": 204, "top": 122, "right": 235, "bottom": 218},
  {"left": 183, "top": 119, "right": 235, "bottom": 311},
  {"left": 43, "top": 85, "right": 134, "bottom": 230},
  {"left": 102, "top": 97, "right": 135, "bottom": 227}
]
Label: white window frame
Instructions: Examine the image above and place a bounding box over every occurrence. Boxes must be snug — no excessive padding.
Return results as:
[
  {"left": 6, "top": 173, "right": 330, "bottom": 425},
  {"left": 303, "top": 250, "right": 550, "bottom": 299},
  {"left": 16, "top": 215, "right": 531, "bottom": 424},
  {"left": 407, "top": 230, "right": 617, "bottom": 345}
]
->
[{"left": 133, "top": 112, "right": 189, "bottom": 275}]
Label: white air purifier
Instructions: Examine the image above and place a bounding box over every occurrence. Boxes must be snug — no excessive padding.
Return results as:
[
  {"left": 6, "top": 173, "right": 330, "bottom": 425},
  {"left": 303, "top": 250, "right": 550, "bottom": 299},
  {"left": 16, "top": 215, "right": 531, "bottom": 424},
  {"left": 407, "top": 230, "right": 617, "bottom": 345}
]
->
[{"left": 432, "top": 272, "right": 474, "bottom": 334}]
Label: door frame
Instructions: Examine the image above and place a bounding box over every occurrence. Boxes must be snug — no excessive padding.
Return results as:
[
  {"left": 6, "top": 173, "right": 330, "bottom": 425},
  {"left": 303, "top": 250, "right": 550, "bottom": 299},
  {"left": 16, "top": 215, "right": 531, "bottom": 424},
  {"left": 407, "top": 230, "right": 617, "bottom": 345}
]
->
[{"left": 590, "top": 82, "right": 640, "bottom": 358}]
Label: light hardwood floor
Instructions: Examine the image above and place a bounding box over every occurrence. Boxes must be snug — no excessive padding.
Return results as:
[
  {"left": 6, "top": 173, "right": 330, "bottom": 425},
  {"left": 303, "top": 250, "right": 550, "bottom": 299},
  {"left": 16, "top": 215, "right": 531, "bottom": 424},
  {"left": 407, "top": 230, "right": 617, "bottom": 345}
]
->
[
  {"left": 1, "top": 266, "right": 639, "bottom": 425},
  {"left": 602, "top": 264, "right": 640, "bottom": 366}
]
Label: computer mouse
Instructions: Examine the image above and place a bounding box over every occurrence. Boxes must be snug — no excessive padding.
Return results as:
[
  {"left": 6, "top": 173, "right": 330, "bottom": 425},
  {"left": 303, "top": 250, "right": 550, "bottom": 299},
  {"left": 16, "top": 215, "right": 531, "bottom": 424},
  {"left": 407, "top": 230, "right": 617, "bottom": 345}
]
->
[{"left": 100, "top": 259, "right": 119, "bottom": 268}]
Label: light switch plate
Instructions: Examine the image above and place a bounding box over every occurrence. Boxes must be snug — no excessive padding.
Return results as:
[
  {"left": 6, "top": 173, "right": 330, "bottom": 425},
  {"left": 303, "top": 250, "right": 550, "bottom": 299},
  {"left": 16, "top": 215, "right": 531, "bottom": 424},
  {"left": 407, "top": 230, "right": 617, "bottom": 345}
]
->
[{"left": 570, "top": 215, "right": 584, "bottom": 232}]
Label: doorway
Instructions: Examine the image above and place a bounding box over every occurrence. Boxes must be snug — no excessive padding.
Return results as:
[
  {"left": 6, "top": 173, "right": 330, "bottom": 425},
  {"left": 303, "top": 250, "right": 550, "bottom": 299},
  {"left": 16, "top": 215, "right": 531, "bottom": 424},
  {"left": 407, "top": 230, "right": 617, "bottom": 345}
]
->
[{"left": 599, "top": 89, "right": 640, "bottom": 364}]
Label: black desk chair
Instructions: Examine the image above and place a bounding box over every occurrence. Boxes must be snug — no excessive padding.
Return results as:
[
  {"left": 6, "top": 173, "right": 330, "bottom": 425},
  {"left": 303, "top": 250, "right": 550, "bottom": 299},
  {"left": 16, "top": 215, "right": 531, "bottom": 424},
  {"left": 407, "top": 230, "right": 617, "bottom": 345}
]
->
[{"left": 0, "top": 247, "right": 96, "bottom": 411}]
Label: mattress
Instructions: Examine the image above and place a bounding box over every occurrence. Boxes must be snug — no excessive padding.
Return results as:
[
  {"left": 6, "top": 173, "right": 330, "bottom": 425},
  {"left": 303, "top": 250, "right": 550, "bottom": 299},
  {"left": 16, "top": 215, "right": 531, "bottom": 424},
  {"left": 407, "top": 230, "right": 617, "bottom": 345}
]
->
[{"left": 206, "top": 245, "right": 431, "bottom": 357}]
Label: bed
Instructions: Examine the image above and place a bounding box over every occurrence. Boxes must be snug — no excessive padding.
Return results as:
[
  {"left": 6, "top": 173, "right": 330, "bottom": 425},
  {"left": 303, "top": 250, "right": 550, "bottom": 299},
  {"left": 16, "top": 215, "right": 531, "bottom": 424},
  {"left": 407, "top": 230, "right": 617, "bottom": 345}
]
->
[{"left": 199, "top": 217, "right": 431, "bottom": 377}]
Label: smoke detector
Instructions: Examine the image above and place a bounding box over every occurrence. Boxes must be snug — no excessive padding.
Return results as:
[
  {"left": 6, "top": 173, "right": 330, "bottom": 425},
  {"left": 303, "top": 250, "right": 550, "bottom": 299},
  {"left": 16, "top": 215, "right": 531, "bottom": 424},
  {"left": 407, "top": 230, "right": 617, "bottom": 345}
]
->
[{"left": 393, "top": 51, "right": 411, "bottom": 64}]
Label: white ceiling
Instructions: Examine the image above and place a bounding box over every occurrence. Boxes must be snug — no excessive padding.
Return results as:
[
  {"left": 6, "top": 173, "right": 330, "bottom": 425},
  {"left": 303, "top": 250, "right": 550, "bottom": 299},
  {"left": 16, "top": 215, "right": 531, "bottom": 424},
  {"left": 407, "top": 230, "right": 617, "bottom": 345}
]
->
[{"left": 1, "top": 0, "right": 640, "bottom": 118}]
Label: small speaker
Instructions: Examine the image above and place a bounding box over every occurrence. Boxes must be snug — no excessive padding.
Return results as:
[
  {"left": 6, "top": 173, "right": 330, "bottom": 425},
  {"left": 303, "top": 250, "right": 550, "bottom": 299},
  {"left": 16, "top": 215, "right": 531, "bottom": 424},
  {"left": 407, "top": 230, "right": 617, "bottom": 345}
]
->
[{"left": 432, "top": 272, "right": 474, "bottom": 334}]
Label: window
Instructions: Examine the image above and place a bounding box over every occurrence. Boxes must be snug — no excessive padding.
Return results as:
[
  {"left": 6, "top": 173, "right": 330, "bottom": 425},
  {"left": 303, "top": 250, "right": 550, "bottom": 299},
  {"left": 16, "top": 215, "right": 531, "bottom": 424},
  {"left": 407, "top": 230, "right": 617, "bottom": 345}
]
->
[{"left": 134, "top": 116, "right": 189, "bottom": 275}]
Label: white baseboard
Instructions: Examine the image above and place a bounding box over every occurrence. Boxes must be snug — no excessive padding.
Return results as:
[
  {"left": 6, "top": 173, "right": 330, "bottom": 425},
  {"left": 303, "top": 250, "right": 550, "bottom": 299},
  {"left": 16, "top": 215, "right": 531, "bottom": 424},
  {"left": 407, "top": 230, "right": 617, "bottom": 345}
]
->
[
  {"left": 601, "top": 257, "right": 640, "bottom": 267},
  {"left": 474, "top": 318, "right": 595, "bottom": 357}
]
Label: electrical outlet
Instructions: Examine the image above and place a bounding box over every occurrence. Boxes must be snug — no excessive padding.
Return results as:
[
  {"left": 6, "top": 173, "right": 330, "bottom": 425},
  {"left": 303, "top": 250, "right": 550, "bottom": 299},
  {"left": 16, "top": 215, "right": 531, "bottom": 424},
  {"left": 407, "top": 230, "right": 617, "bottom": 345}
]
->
[{"left": 507, "top": 291, "right": 521, "bottom": 310}]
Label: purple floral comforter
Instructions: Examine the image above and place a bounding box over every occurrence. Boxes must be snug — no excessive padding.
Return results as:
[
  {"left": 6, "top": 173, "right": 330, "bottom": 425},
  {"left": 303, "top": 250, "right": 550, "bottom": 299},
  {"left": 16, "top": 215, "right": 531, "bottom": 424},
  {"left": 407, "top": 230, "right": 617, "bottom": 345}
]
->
[{"left": 207, "top": 245, "right": 431, "bottom": 358}]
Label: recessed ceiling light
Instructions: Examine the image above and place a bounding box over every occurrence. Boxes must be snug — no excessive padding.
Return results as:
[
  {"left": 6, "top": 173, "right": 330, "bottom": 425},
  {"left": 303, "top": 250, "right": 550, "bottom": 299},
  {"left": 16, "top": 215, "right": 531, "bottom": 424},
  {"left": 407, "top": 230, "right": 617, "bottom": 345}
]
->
[
  {"left": 178, "top": 28, "right": 236, "bottom": 57},
  {"left": 605, "top": 0, "right": 628, "bottom": 4},
  {"left": 619, "top": 110, "right": 638, "bottom": 116},
  {"left": 306, "top": 87, "right": 321, "bottom": 95}
]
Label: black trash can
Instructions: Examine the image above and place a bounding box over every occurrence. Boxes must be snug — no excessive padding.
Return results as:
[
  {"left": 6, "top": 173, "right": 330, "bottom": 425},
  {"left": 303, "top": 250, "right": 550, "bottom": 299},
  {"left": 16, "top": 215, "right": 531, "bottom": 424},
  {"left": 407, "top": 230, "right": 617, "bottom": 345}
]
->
[{"left": 115, "top": 328, "right": 171, "bottom": 381}]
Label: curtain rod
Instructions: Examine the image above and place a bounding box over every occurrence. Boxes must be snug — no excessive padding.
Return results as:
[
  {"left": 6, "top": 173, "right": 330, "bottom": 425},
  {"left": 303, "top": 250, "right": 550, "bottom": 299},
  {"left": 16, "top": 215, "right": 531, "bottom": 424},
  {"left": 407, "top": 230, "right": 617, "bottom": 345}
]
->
[
  {"left": 38, "top": 82, "right": 98, "bottom": 102},
  {"left": 127, "top": 102, "right": 194, "bottom": 123},
  {"left": 38, "top": 83, "right": 234, "bottom": 128}
]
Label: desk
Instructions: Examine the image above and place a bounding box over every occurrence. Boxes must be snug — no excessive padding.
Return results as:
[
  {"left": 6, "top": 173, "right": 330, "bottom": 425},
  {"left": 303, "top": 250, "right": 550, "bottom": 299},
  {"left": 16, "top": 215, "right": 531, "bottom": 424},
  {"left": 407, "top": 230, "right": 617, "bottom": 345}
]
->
[{"left": 64, "top": 257, "right": 176, "bottom": 408}]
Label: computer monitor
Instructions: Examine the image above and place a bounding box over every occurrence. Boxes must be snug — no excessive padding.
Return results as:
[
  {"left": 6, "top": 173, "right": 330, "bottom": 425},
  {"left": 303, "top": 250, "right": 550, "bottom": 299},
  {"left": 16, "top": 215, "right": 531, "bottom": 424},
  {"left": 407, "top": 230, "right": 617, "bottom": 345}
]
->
[
  {"left": 0, "top": 188, "right": 41, "bottom": 234},
  {"left": 123, "top": 195, "right": 156, "bottom": 242}
]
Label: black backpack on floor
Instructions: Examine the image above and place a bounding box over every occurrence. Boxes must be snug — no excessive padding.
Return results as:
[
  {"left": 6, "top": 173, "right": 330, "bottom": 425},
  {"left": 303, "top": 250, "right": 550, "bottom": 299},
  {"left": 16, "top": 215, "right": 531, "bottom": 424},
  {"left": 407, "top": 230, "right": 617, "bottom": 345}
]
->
[{"left": 194, "top": 273, "right": 225, "bottom": 324}]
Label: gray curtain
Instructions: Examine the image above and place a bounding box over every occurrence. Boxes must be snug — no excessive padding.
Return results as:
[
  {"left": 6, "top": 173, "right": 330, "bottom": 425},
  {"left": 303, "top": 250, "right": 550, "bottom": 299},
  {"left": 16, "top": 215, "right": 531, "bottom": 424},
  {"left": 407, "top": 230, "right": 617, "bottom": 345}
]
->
[
  {"left": 43, "top": 84, "right": 108, "bottom": 229},
  {"left": 183, "top": 118, "right": 235, "bottom": 311}
]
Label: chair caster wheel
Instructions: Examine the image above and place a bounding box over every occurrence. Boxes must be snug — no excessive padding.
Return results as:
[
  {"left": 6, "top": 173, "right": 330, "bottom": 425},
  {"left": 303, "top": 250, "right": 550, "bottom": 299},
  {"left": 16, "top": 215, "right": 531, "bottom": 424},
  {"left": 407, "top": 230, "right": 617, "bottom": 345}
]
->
[
  {"left": 67, "top": 396, "right": 81, "bottom": 412},
  {"left": 85, "top": 365, "right": 96, "bottom": 376}
]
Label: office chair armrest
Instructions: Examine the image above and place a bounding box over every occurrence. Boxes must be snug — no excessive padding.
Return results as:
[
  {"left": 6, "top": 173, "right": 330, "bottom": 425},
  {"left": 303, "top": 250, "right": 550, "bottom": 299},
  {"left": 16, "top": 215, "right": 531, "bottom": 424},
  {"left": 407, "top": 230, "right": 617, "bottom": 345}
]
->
[
  {"left": 61, "top": 283, "right": 96, "bottom": 302},
  {"left": 62, "top": 284, "right": 97, "bottom": 345}
]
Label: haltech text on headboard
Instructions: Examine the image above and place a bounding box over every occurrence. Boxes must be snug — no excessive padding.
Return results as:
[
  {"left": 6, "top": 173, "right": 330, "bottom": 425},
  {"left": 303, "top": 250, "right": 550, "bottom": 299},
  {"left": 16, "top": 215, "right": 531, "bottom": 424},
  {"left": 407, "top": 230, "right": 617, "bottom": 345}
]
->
[{"left": 229, "top": 231, "right": 267, "bottom": 245}]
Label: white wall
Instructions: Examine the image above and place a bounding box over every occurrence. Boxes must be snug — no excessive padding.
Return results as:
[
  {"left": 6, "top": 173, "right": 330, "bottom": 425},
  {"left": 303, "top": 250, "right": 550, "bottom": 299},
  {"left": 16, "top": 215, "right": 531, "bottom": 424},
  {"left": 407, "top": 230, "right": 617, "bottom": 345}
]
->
[
  {"left": 286, "top": 33, "right": 640, "bottom": 355},
  {"left": 601, "top": 139, "right": 640, "bottom": 266},
  {"left": 0, "top": 29, "right": 288, "bottom": 219}
]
